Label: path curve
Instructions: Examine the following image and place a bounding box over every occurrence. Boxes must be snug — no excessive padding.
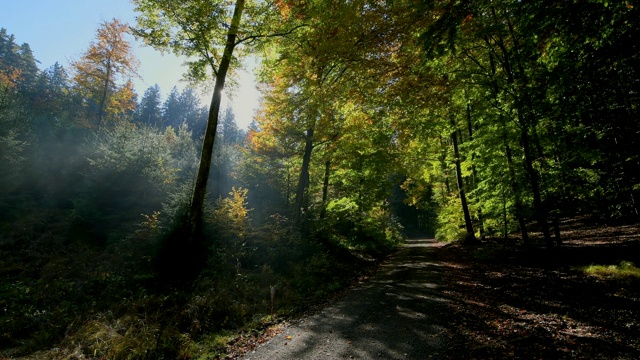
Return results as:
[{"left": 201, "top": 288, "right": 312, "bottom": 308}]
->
[{"left": 240, "top": 238, "right": 455, "bottom": 359}]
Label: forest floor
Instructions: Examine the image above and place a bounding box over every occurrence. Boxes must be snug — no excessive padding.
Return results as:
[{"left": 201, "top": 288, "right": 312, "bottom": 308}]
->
[{"left": 227, "top": 218, "right": 640, "bottom": 359}]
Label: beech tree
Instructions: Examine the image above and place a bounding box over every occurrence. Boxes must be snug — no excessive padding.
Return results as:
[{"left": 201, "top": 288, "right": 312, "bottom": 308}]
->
[
  {"left": 132, "top": 0, "right": 320, "bottom": 234},
  {"left": 133, "top": 0, "right": 250, "bottom": 241},
  {"left": 71, "top": 19, "right": 139, "bottom": 126}
]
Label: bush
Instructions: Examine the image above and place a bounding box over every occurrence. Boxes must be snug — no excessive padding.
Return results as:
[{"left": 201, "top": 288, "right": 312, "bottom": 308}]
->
[
  {"left": 322, "top": 197, "right": 404, "bottom": 256},
  {"left": 434, "top": 193, "right": 467, "bottom": 242}
]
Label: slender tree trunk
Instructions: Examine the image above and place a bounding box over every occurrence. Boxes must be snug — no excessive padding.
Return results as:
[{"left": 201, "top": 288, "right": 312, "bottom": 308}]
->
[
  {"left": 320, "top": 160, "right": 330, "bottom": 219},
  {"left": 295, "top": 127, "right": 314, "bottom": 222},
  {"left": 98, "top": 59, "right": 112, "bottom": 124},
  {"left": 439, "top": 137, "right": 451, "bottom": 196},
  {"left": 451, "top": 127, "right": 476, "bottom": 243},
  {"left": 520, "top": 125, "right": 553, "bottom": 247},
  {"left": 286, "top": 167, "right": 291, "bottom": 209},
  {"left": 466, "top": 102, "right": 485, "bottom": 238},
  {"left": 504, "top": 141, "right": 529, "bottom": 245},
  {"left": 188, "top": 0, "right": 245, "bottom": 237},
  {"left": 502, "top": 176, "right": 508, "bottom": 240},
  {"left": 503, "top": 11, "right": 554, "bottom": 247}
]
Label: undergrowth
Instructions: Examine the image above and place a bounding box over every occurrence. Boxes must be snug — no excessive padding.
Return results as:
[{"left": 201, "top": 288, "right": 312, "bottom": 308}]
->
[
  {"left": 0, "top": 188, "right": 391, "bottom": 359},
  {"left": 581, "top": 261, "right": 640, "bottom": 279}
]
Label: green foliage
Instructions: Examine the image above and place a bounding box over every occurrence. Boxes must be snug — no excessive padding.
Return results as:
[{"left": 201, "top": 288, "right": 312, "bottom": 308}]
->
[
  {"left": 210, "top": 187, "right": 252, "bottom": 268},
  {"left": 71, "top": 122, "right": 197, "bottom": 244},
  {"left": 434, "top": 193, "right": 467, "bottom": 242},
  {"left": 323, "top": 197, "right": 403, "bottom": 255},
  {"left": 249, "top": 214, "right": 309, "bottom": 273}
]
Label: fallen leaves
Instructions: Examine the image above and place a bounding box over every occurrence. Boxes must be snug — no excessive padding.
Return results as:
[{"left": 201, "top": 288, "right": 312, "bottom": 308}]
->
[{"left": 435, "top": 220, "right": 640, "bottom": 359}]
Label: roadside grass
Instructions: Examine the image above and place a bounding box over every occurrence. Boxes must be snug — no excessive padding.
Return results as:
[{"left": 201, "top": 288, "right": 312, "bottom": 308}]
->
[{"left": 0, "top": 207, "right": 388, "bottom": 359}]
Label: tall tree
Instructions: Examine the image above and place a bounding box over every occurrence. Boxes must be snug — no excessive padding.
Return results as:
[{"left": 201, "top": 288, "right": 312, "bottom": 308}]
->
[
  {"left": 136, "top": 84, "right": 162, "bottom": 126},
  {"left": 0, "top": 28, "right": 39, "bottom": 91},
  {"left": 133, "top": 0, "right": 286, "bottom": 241},
  {"left": 71, "top": 19, "right": 139, "bottom": 125},
  {"left": 162, "top": 86, "right": 181, "bottom": 127},
  {"left": 132, "top": 0, "right": 257, "bottom": 272}
]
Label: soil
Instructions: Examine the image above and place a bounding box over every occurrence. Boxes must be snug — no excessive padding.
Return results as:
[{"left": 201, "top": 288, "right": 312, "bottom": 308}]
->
[{"left": 228, "top": 219, "right": 640, "bottom": 359}]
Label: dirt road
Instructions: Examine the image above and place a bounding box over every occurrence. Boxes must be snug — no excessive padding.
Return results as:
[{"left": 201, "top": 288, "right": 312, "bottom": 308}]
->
[{"left": 240, "top": 238, "right": 456, "bottom": 359}]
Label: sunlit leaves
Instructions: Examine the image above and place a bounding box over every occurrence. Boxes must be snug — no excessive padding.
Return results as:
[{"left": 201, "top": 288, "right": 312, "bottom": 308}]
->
[{"left": 71, "top": 19, "right": 139, "bottom": 125}]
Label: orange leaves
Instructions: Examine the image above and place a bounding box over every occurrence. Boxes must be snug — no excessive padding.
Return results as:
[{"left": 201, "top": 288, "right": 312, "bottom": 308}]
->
[
  {"left": 71, "top": 18, "right": 139, "bottom": 125},
  {"left": 0, "top": 67, "right": 21, "bottom": 90},
  {"left": 276, "top": 0, "right": 292, "bottom": 19}
]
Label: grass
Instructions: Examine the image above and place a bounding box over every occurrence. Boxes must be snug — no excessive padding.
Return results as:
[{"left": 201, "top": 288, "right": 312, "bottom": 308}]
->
[{"left": 581, "top": 260, "right": 640, "bottom": 279}]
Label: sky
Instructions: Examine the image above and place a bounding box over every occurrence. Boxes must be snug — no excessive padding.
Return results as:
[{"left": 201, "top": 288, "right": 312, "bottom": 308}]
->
[{"left": 0, "top": 0, "right": 261, "bottom": 129}]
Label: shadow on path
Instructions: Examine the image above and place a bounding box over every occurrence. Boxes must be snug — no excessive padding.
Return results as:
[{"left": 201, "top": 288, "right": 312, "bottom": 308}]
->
[{"left": 241, "top": 238, "right": 459, "bottom": 359}]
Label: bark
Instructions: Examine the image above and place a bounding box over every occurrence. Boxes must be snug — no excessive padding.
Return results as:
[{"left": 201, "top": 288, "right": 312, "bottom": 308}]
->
[
  {"left": 504, "top": 141, "right": 530, "bottom": 245},
  {"left": 294, "top": 127, "right": 314, "bottom": 222},
  {"left": 320, "top": 160, "right": 330, "bottom": 219},
  {"left": 451, "top": 127, "right": 476, "bottom": 243},
  {"left": 98, "top": 59, "right": 112, "bottom": 123},
  {"left": 188, "top": 0, "right": 245, "bottom": 237},
  {"left": 520, "top": 125, "right": 553, "bottom": 247},
  {"left": 439, "top": 137, "right": 451, "bottom": 196},
  {"left": 286, "top": 167, "right": 291, "bottom": 209},
  {"left": 466, "top": 103, "right": 485, "bottom": 238}
]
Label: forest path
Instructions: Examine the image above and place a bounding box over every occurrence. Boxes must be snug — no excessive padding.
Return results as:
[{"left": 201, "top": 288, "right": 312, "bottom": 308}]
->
[{"left": 240, "top": 238, "right": 455, "bottom": 360}]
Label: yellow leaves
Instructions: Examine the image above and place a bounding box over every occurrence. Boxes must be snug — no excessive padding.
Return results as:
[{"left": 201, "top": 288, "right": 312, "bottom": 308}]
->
[
  {"left": 140, "top": 211, "right": 162, "bottom": 231},
  {"left": 106, "top": 80, "right": 137, "bottom": 119},
  {"left": 72, "top": 18, "right": 139, "bottom": 125},
  {"left": 276, "top": 0, "right": 292, "bottom": 20},
  {"left": 212, "top": 187, "right": 251, "bottom": 233}
]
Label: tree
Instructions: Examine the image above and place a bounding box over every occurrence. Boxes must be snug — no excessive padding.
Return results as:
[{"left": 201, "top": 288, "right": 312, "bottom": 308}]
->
[
  {"left": 132, "top": 0, "right": 263, "bottom": 279},
  {"left": 71, "top": 19, "right": 139, "bottom": 125},
  {"left": 212, "top": 106, "right": 244, "bottom": 198},
  {"left": 32, "top": 63, "right": 72, "bottom": 129},
  {"left": 0, "top": 29, "right": 35, "bottom": 208},
  {"left": 136, "top": 84, "right": 162, "bottom": 126},
  {"left": 177, "top": 87, "right": 205, "bottom": 133},
  {"left": 133, "top": 0, "right": 287, "bottom": 244},
  {"left": 1, "top": 28, "right": 39, "bottom": 93}
]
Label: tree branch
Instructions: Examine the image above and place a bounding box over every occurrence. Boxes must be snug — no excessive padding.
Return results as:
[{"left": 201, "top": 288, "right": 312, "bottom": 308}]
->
[{"left": 235, "top": 24, "right": 310, "bottom": 46}]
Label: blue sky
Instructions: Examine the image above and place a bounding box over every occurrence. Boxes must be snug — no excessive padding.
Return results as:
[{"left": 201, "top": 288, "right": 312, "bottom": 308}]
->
[{"left": 0, "top": 0, "right": 260, "bottom": 128}]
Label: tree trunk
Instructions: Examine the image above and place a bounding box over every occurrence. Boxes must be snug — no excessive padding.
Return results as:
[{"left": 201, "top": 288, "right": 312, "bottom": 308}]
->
[
  {"left": 520, "top": 125, "right": 553, "bottom": 247},
  {"left": 505, "top": 141, "right": 530, "bottom": 245},
  {"left": 320, "top": 160, "right": 330, "bottom": 219},
  {"left": 286, "top": 167, "right": 291, "bottom": 208},
  {"left": 294, "top": 127, "right": 314, "bottom": 222},
  {"left": 188, "top": 0, "right": 245, "bottom": 237},
  {"left": 98, "top": 59, "right": 112, "bottom": 124},
  {"left": 439, "top": 137, "right": 451, "bottom": 197},
  {"left": 466, "top": 102, "right": 485, "bottom": 238},
  {"left": 451, "top": 127, "right": 476, "bottom": 243}
]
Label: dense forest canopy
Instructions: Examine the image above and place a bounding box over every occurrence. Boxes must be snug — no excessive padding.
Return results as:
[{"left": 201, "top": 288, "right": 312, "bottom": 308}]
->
[{"left": 1, "top": 0, "right": 638, "bottom": 358}]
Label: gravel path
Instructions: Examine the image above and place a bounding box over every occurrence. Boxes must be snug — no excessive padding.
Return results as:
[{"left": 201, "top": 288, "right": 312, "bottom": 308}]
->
[{"left": 240, "top": 238, "right": 455, "bottom": 360}]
